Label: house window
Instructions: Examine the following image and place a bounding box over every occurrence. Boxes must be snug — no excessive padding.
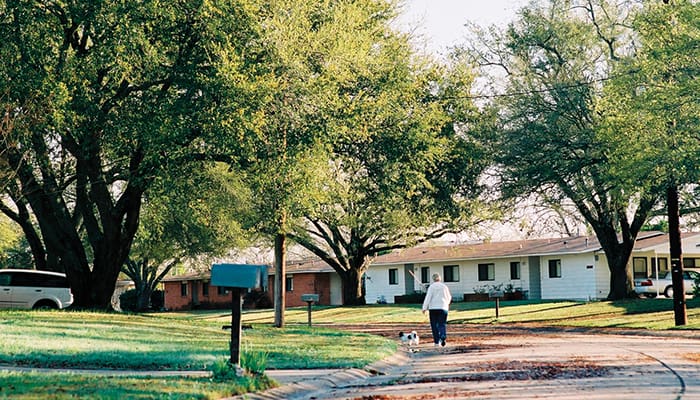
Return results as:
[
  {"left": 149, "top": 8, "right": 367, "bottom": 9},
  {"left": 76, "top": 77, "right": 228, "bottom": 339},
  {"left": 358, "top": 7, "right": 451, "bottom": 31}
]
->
[
  {"left": 548, "top": 259, "right": 561, "bottom": 278},
  {"left": 389, "top": 268, "right": 399, "bottom": 285},
  {"left": 633, "top": 257, "right": 648, "bottom": 279},
  {"left": 420, "top": 267, "right": 430, "bottom": 284},
  {"left": 683, "top": 258, "right": 700, "bottom": 268},
  {"left": 217, "top": 286, "right": 228, "bottom": 296},
  {"left": 443, "top": 265, "right": 460, "bottom": 282},
  {"left": 180, "top": 282, "right": 188, "bottom": 297},
  {"left": 652, "top": 257, "right": 669, "bottom": 275},
  {"left": 510, "top": 262, "right": 521, "bottom": 280},
  {"left": 286, "top": 275, "right": 294, "bottom": 292},
  {"left": 478, "top": 263, "right": 495, "bottom": 281},
  {"left": 202, "top": 282, "right": 209, "bottom": 297}
]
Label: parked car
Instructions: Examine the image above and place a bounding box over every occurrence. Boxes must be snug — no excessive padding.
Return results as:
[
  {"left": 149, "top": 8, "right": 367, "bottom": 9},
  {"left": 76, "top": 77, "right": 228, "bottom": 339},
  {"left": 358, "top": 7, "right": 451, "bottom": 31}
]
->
[
  {"left": 0, "top": 269, "right": 74, "bottom": 309},
  {"left": 634, "top": 270, "right": 700, "bottom": 298}
]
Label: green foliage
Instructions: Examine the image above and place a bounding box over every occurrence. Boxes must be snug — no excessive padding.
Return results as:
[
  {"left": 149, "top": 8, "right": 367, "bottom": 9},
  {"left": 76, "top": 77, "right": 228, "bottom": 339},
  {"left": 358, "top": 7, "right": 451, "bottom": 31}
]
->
[
  {"left": 210, "top": 348, "right": 268, "bottom": 381},
  {"left": 241, "top": 347, "right": 268, "bottom": 375},
  {"left": 282, "top": 1, "right": 490, "bottom": 305},
  {"left": 118, "top": 289, "right": 140, "bottom": 312},
  {"left": 463, "top": 0, "right": 661, "bottom": 299},
  {"left": 0, "top": 0, "right": 267, "bottom": 308},
  {"left": 601, "top": 0, "right": 700, "bottom": 190}
]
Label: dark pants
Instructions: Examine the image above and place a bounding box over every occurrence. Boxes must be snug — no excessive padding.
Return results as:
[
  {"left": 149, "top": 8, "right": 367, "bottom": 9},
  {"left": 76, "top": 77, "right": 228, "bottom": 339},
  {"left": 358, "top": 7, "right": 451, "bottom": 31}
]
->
[{"left": 428, "top": 309, "right": 448, "bottom": 344}]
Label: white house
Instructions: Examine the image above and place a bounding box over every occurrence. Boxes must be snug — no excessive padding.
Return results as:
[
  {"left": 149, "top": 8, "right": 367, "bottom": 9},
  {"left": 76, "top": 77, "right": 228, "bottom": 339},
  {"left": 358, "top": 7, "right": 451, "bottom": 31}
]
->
[{"left": 365, "top": 231, "right": 700, "bottom": 303}]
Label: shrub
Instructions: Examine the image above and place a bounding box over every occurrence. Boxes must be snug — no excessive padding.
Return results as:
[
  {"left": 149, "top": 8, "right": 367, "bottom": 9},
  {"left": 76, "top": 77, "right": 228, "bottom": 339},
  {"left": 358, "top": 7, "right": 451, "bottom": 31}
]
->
[
  {"left": 243, "top": 289, "right": 273, "bottom": 309},
  {"left": 241, "top": 349, "right": 268, "bottom": 375},
  {"left": 119, "top": 289, "right": 139, "bottom": 312},
  {"left": 150, "top": 290, "right": 165, "bottom": 310},
  {"left": 210, "top": 348, "right": 268, "bottom": 382}
]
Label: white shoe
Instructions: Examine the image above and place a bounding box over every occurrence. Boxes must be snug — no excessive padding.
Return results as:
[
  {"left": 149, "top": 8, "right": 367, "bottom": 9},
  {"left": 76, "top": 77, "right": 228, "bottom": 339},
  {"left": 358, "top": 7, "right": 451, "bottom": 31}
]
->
[{"left": 434, "top": 343, "right": 440, "bottom": 347}]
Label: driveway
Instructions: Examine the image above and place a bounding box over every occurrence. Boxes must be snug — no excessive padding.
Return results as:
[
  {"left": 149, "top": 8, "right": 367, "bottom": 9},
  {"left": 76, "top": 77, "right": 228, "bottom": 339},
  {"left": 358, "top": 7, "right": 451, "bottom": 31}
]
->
[{"left": 247, "top": 324, "right": 700, "bottom": 400}]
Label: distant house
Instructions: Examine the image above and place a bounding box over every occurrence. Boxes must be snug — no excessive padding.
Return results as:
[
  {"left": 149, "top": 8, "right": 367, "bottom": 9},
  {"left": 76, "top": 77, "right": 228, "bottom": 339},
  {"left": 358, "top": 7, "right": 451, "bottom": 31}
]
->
[
  {"left": 269, "top": 258, "right": 343, "bottom": 307},
  {"left": 162, "top": 271, "right": 234, "bottom": 311},
  {"left": 162, "top": 258, "right": 343, "bottom": 311},
  {"left": 162, "top": 231, "right": 700, "bottom": 310},
  {"left": 365, "top": 231, "right": 700, "bottom": 303}
]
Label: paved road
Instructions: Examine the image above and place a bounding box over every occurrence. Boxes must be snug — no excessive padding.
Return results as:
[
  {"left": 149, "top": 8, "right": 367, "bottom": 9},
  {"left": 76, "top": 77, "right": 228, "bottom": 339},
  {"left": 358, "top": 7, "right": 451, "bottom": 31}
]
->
[{"left": 244, "top": 324, "right": 700, "bottom": 400}]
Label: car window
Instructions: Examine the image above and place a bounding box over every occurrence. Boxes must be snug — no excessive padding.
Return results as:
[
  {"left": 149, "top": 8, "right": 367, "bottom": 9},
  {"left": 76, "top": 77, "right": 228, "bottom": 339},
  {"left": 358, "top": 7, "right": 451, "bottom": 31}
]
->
[
  {"left": 11, "top": 272, "right": 37, "bottom": 286},
  {"left": 0, "top": 273, "right": 10, "bottom": 286},
  {"left": 686, "top": 271, "right": 700, "bottom": 280},
  {"left": 8, "top": 271, "right": 69, "bottom": 288}
]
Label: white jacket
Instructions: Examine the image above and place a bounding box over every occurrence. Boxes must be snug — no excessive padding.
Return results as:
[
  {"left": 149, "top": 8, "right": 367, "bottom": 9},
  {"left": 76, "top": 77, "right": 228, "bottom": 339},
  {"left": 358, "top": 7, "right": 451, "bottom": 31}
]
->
[{"left": 422, "top": 281, "right": 452, "bottom": 312}]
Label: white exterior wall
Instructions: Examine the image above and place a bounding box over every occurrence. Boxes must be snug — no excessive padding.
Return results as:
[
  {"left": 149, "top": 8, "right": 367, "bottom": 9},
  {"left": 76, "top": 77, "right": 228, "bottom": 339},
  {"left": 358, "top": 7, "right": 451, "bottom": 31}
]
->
[
  {"left": 594, "top": 253, "right": 611, "bottom": 299},
  {"left": 366, "top": 257, "right": 532, "bottom": 303},
  {"left": 364, "top": 266, "right": 407, "bottom": 304},
  {"left": 540, "top": 253, "right": 599, "bottom": 300}
]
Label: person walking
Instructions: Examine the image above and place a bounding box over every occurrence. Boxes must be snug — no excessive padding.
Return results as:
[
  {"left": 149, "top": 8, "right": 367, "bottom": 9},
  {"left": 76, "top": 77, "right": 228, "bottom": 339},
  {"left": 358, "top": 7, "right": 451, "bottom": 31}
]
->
[{"left": 422, "top": 273, "right": 452, "bottom": 347}]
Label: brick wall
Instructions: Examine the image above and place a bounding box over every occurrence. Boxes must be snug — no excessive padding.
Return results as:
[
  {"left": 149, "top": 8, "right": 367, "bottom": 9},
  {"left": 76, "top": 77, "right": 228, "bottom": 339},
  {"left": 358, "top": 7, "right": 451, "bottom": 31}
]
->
[
  {"left": 268, "top": 272, "right": 331, "bottom": 307},
  {"left": 164, "top": 272, "right": 332, "bottom": 310},
  {"left": 163, "top": 280, "right": 233, "bottom": 311}
]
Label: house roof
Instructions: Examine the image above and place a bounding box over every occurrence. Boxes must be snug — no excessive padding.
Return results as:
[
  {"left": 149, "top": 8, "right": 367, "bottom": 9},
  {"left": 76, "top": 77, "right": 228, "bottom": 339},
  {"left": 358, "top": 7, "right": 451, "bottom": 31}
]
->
[
  {"left": 632, "top": 231, "right": 700, "bottom": 251},
  {"left": 371, "top": 235, "right": 600, "bottom": 265},
  {"left": 161, "top": 271, "right": 212, "bottom": 283},
  {"left": 371, "top": 231, "right": 700, "bottom": 265},
  {"left": 162, "top": 231, "right": 700, "bottom": 281},
  {"left": 162, "top": 258, "right": 335, "bottom": 282}
]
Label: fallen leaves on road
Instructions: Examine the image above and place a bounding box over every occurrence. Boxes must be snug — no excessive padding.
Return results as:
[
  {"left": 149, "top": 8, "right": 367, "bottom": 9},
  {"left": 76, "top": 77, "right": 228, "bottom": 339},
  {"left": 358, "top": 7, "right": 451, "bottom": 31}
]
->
[{"left": 401, "top": 359, "right": 609, "bottom": 384}]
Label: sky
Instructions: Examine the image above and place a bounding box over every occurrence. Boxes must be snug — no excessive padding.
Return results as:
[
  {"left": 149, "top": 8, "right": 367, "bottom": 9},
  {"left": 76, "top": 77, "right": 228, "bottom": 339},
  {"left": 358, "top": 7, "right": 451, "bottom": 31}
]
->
[{"left": 396, "top": 0, "right": 531, "bottom": 55}]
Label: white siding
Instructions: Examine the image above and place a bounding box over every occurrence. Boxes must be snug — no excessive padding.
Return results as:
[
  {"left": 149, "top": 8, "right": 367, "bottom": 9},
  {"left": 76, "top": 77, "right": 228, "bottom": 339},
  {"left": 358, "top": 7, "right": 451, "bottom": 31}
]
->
[
  {"left": 594, "top": 253, "right": 611, "bottom": 299},
  {"left": 364, "top": 267, "right": 406, "bottom": 304},
  {"left": 367, "top": 257, "right": 532, "bottom": 302},
  {"left": 540, "top": 253, "right": 598, "bottom": 300}
]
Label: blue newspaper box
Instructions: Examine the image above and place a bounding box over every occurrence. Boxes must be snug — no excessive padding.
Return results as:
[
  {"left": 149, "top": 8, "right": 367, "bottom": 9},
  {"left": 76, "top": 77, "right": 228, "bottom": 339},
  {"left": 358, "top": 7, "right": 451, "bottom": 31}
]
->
[{"left": 211, "top": 264, "right": 267, "bottom": 289}]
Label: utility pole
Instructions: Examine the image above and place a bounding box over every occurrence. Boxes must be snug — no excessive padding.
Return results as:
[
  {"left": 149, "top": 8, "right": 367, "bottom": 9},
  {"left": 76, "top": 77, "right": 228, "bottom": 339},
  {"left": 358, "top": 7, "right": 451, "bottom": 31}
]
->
[
  {"left": 667, "top": 185, "right": 687, "bottom": 326},
  {"left": 660, "top": 0, "right": 687, "bottom": 327}
]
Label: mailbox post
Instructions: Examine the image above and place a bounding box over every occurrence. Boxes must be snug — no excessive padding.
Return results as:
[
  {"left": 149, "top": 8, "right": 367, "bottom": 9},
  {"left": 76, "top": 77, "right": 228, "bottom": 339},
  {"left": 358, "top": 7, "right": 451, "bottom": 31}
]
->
[
  {"left": 300, "top": 294, "right": 319, "bottom": 327},
  {"left": 211, "top": 264, "right": 267, "bottom": 366},
  {"left": 489, "top": 290, "right": 504, "bottom": 318}
]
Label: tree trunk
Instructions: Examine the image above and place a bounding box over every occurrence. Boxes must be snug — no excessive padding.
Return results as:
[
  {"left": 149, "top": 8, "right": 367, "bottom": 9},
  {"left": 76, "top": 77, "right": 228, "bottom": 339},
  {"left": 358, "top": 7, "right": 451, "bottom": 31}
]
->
[
  {"left": 598, "top": 233, "right": 636, "bottom": 300},
  {"left": 667, "top": 185, "right": 687, "bottom": 326},
  {"left": 339, "top": 266, "right": 366, "bottom": 306},
  {"left": 273, "top": 232, "right": 287, "bottom": 328},
  {"left": 136, "top": 284, "right": 152, "bottom": 311},
  {"left": 607, "top": 254, "right": 632, "bottom": 300}
]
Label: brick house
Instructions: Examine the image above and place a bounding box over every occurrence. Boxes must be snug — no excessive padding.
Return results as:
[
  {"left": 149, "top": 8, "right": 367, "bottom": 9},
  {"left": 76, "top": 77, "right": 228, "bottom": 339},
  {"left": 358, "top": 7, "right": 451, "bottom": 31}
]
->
[
  {"left": 162, "top": 271, "right": 236, "bottom": 311},
  {"left": 162, "top": 258, "right": 342, "bottom": 311}
]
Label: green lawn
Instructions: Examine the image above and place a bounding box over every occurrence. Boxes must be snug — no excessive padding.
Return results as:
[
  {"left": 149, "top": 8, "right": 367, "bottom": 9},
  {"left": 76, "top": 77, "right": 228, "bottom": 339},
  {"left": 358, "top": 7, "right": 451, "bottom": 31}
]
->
[
  {"left": 232, "top": 297, "right": 700, "bottom": 329},
  {"left": 1, "top": 298, "right": 699, "bottom": 398},
  {"left": 0, "top": 309, "right": 395, "bottom": 399}
]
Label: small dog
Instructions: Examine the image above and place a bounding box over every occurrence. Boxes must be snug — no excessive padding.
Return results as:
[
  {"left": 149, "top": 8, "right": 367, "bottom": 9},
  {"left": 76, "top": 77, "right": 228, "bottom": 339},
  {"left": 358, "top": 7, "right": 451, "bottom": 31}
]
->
[{"left": 399, "top": 331, "right": 420, "bottom": 349}]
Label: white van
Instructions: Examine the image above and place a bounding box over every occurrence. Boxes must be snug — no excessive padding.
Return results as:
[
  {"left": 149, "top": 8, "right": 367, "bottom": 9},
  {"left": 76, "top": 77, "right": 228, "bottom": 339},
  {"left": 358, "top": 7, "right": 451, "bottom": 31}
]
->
[{"left": 0, "top": 269, "right": 74, "bottom": 309}]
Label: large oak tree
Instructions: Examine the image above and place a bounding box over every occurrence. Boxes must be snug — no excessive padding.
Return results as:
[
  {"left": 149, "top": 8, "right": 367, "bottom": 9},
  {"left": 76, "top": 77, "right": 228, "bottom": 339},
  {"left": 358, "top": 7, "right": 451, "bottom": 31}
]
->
[
  {"left": 0, "top": 0, "right": 264, "bottom": 308},
  {"left": 463, "top": 0, "right": 663, "bottom": 299},
  {"left": 289, "top": 54, "right": 490, "bottom": 305}
]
